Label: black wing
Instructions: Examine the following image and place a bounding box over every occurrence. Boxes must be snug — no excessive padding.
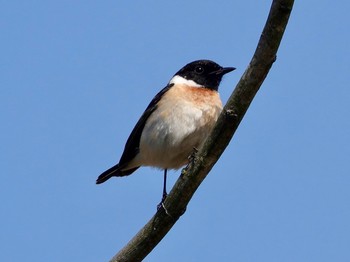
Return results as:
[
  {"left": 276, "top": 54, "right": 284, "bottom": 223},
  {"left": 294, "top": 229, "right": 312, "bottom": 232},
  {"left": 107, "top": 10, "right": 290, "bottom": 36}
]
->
[
  {"left": 96, "top": 83, "right": 173, "bottom": 184},
  {"left": 118, "top": 83, "right": 173, "bottom": 167}
]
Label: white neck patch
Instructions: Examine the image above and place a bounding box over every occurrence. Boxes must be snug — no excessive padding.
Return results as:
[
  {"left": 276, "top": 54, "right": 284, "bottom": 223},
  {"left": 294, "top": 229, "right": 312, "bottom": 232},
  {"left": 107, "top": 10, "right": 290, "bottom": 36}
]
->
[{"left": 169, "top": 75, "right": 203, "bottom": 87}]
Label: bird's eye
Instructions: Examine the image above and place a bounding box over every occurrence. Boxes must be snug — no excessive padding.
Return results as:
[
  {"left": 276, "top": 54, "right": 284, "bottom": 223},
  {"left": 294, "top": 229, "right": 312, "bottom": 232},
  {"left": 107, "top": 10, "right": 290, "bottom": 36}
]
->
[{"left": 195, "top": 66, "right": 204, "bottom": 74}]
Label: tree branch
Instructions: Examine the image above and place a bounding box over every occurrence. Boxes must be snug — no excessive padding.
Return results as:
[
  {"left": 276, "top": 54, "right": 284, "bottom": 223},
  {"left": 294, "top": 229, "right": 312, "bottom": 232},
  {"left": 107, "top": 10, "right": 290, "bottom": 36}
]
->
[{"left": 110, "top": 1, "right": 294, "bottom": 261}]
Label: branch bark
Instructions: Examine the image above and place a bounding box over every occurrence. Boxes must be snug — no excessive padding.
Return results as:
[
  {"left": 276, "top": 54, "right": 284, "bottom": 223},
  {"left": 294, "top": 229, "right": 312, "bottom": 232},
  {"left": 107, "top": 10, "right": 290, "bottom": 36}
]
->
[{"left": 111, "top": 1, "right": 294, "bottom": 261}]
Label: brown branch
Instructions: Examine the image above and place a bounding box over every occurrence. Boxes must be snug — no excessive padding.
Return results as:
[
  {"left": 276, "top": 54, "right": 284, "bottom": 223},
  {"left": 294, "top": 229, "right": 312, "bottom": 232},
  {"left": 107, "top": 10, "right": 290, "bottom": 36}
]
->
[{"left": 110, "top": 1, "right": 294, "bottom": 261}]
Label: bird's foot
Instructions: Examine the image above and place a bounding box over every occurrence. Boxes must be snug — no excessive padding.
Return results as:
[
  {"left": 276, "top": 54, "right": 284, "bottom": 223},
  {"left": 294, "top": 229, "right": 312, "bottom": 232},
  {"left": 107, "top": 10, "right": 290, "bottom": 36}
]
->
[
  {"left": 185, "top": 147, "right": 198, "bottom": 170},
  {"left": 156, "top": 192, "right": 175, "bottom": 218},
  {"left": 157, "top": 192, "right": 168, "bottom": 210}
]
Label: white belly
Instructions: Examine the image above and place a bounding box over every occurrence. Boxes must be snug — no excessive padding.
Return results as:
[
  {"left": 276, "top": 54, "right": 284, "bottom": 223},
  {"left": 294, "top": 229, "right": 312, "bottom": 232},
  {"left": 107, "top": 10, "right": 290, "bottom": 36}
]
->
[{"left": 134, "top": 84, "right": 222, "bottom": 169}]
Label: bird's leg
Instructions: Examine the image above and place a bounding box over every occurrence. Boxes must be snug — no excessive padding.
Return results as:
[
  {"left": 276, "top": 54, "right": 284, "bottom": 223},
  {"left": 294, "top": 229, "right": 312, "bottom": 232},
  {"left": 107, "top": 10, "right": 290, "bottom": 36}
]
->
[
  {"left": 189, "top": 147, "right": 198, "bottom": 162},
  {"left": 157, "top": 169, "right": 168, "bottom": 210},
  {"left": 162, "top": 168, "right": 168, "bottom": 202},
  {"left": 157, "top": 169, "right": 176, "bottom": 218},
  {"left": 185, "top": 147, "right": 198, "bottom": 170}
]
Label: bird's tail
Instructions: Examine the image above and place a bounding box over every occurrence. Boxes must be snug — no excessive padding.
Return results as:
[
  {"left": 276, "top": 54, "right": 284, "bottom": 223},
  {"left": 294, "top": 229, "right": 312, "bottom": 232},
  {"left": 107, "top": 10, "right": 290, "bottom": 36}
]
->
[
  {"left": 96, "top": 164, "right": 139, "bottom": 184},
  {"left": 96, "top": 164, "right": 121, "bottom": 184}
]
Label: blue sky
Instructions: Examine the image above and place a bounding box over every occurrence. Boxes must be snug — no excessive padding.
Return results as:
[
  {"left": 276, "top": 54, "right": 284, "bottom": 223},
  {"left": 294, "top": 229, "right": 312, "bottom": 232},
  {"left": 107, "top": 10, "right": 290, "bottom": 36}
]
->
[{"left": 1, "top": 1, "right": 350, "bottom": 261}]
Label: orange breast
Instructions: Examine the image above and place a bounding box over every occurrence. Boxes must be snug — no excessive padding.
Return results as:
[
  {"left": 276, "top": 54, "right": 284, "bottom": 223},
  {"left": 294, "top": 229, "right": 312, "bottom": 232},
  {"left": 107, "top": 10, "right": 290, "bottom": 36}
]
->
[{"left": 158, "top": 84, "right": 222, "bottom": 110}]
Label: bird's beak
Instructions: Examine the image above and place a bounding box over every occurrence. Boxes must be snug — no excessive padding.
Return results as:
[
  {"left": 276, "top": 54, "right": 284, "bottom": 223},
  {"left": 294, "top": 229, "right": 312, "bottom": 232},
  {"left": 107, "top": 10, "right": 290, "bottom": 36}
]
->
[{"left": 211, "top": 67, "right": 236, "bottom": 76}]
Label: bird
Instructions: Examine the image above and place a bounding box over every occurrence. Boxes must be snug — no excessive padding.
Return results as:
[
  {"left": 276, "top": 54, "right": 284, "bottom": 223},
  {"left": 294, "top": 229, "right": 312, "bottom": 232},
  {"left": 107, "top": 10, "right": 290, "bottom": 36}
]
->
[{"left": 96, "top": 59, "right": 235, "bottom": 204}]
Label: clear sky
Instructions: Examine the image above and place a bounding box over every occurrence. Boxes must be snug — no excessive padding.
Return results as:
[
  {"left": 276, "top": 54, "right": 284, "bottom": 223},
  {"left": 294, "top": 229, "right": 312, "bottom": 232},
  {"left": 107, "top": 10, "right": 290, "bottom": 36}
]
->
[{"left": 1, "top": 1, "right": 350, "bottom": 261}]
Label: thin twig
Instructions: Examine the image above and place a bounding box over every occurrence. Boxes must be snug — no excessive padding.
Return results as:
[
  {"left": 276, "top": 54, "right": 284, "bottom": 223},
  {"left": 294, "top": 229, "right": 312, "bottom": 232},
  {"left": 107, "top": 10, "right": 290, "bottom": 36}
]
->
[{"left": 110, "top": 1, "right": 294, "bottom": 261}]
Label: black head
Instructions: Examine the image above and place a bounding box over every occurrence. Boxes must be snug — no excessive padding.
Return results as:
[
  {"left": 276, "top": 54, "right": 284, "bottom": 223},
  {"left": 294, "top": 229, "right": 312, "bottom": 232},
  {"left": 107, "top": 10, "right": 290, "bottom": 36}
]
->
[{"left": 173, "top": 60, "right": 235, "bottom": 90}]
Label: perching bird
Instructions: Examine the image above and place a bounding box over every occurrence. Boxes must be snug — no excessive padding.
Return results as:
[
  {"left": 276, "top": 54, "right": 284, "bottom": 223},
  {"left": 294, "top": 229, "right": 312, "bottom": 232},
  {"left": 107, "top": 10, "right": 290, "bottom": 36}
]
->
[{"left": 96, "top": 60, "right": 235, "bottom": 203}]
